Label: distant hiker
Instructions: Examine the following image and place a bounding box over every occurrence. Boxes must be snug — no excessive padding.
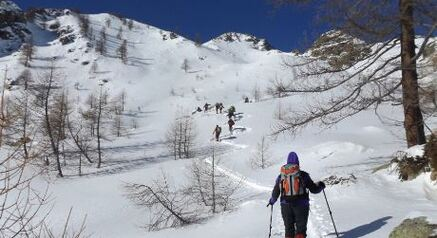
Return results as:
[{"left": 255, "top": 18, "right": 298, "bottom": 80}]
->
[
  {"left": 228, "top": 118, "right": 235, "bottom": 135},
  {"left": 192, "top": 107, "right": 202, "bottom": 115},
  {"left": 212, "top": 125, "right": 222, "bottom": 141},
  {"left": 215, "top": 103, "right": 220, "bottom": 114},
  {"left": 227, "top": 105, "right": 236, "bottom": 119},
  {"left": 244, "top": 97, "right": 249, "bottom": 103},
  {"left": 267, "top": 152, "right": 325, "bottom": 238},
  {"left": 204, "top": 103, "right": 210, "bottom": 112},
  {"left": 219, "top": 103, "right": 224, "bottom": 113}
]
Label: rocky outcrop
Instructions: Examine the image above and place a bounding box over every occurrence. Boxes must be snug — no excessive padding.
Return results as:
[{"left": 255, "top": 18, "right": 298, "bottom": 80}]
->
[
  {"left": 213, "top": 32, "right": 273, "bottom": 51},
  {"left": 0, "top": 1, "right": 29, "bottom": 55},
  {"left": 389, "top": 217, "right": 437, "bottom": 238},
  {"left": 308, "top": 30, "right": 371, "bottom": 69}
]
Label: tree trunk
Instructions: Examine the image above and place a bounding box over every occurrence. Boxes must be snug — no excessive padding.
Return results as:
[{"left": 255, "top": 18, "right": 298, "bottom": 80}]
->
[
  {"left": 96, "top": 87, "right": 103, "bottom": 168},
  {"left": 211, "top": 147, "right": 216, "bottom": 213},
  {"left": 44, "top": 67, "right": 63, "bottom": 177},
  {"left": 399, "top": 0, "right": 426, "bottom": 147}
]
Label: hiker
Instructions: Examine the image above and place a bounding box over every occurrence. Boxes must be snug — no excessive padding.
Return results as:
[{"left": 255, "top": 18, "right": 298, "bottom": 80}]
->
[
  {"left": 227, "top": 105, "right": 235, "bottom": 119},
  {"left": 212, "top": 125, "right": 222, "bottom": 141},
  {"left": 203, "top": 103, "right": 210, "bottom": 112},
  {"left": 219, "top": 103, "right": 224, "bottom": 113},
  {"left": 244, "top": 97, "right": 249, "bottom": 103},
  {"left": 228, "top": 118, "right": 235, "bottom": 135},
  {"left": 267, "top": 152, "right": 325, "bottom": 238},
  {"left": 192, "top": 107, "right": 202, "bottom": 115},
  {"left": 215, "top": 103, "right": 220, "bottom": 114}
]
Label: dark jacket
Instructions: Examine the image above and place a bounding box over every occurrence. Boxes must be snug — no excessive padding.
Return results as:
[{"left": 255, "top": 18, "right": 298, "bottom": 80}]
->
[{"left": 269, "top": 152, "right": 324, "bottom": 207}]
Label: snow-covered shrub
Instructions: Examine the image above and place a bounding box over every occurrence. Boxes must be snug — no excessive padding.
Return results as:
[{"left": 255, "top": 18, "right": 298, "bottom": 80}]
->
[
  {"left": 389, "top": 217, "right": 437, "bottom": 238},
  {"left": 394, "top": 150, "right": 428, "bottom": 181}
]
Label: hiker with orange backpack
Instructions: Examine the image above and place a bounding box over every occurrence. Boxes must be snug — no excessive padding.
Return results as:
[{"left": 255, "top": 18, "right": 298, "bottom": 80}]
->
[{"left": 267, "top": 152, "right": 325, "bottom": 238}]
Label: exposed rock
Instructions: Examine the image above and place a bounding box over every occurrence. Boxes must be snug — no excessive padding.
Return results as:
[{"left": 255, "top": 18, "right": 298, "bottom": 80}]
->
[
  {"left": 323, "top": 174, "right": 357, "bottom": 186},
  {"left": 0, "top": 1, "right": 29, "bottom": 55},
  {"left": 213, "top": 32, "right": 273, "bottom": 51},
  {"left": 308, "top": 30, "right": 371, "bottom": 69},
  {"left": 389, "top": 217, "right": 437, "bottom": 238},
  {"left": 59, "top": 34, "right": 76, "bottom": 45},
  {"left": 0, "top": 0, "right": 24, "bottom": 24}
]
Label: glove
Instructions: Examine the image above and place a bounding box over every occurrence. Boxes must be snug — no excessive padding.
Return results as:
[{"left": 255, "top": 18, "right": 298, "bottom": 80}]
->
[
  {"left": 267, "top": 198, "right": 276, "bottom": 207},
  {"left": 318, "top": 181, "right": 326, "bottom": 190}
]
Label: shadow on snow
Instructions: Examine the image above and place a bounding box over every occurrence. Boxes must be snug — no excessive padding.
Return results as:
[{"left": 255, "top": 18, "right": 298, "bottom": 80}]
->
[{"left": 330, "top": 216, "right": 392, "bottom": 238}]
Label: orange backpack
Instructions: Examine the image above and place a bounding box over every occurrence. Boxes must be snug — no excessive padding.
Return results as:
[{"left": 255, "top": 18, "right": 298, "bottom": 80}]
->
[{"left": 279, "top": 164, "right": 305, "bottom": 197}]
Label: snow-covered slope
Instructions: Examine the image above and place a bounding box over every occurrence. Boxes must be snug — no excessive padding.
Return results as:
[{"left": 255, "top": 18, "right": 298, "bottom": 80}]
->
[{"left": 0, "top": 2, "right": 436, "bottom": 238}]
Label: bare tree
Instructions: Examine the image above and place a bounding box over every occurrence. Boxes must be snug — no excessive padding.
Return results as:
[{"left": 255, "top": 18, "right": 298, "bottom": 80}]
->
[
  {"left": 181, "top": 59, "right": 189, "bottom": 73},
  {"left": 95, "top": 86, "right": 110, "bottom": 168},
  {"left": 81, "top": 93, "right": 98, "bottom": 137},
  {"left": 125, "top": 172, "right": 197, "bottom": 231},
  {"left": 116, "top": 26, "right": 123, "bottom": 40},
  {"left": 38, "top": 64, "right": 65, "bottom": 177},
  {"left": 20, "top": 38, "right": 35, "bottom": 67},
  {"left": 112, "top": 113, "right": 124, "bottom": 137},
  {"left": 39, "top": 208, "right": 88, "bottom": 238},
  {"left": 5, "top": 90, "right": 34, "bottom": 160},
  {"left": 50, "top": 90, "right": 72, "bottom": 167},
  {"left": 17, "top": 69, "right": 32, "bottom": 90},
  {"left": 274, "top": 101, "right": 285, "bottom": 120},
  {"left": 127, "top": 19, "right": 134, "bottom": 30},
  {"left": 78, "top": 14, "right": 90, "bottom": 37},
  {"left": 0, "top": 67, "right": 9, "bottom": 147},
  {"left": 67, "top": 115, "right": 95, "bottom": 166},
  {"left": 119, "top": 90, "right": 127, "bottom": 112},
  {"left": 188, "top": 148, "right": 241, "bottom": 213},
  {"left": 252, "top": 84, "right": 262, "bottom": 102},
  {"left": 95, "top": 28, "right": 107, "bottom": 55},
  {"left": 89, "top": 61, "right": 98, "bottom": 75},
  {"left": 117, "top": 39, "right": 128, "bottom": 64},
  {"left": 165, "top": 114, "right": 197, "bottom": 159},
  {"left": 105, "top": 18, "right": 111, "bottom": 28},
  {"left": 250, "top": 136, "right": 273, "bottom": 169},
  {"left": 0, "top": 135, "right": 49, "bottom": 236},
  {"left": 272, "top": 0, "right": 437, "bottom": 148}
]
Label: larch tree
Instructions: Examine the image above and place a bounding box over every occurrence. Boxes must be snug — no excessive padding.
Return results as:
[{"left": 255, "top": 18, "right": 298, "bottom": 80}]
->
[{"left": 272, "top": 0, "right": 437, "bottom": 148}]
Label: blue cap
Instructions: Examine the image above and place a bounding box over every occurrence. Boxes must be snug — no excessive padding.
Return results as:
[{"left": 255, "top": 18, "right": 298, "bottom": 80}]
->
[{"left": 287, "top": 152, "right": 299, "bottom": 165}]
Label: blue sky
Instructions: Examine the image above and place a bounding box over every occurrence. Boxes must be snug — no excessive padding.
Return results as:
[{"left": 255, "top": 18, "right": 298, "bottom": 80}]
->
[{"left": 14, "top": 0, "right": 328, "bottom": 51}]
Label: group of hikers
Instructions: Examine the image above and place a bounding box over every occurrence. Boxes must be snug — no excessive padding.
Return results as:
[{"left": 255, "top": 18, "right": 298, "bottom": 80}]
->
[
  {"left": 212, "top": 105, "right": 236, "bottom": 141},
  {"left": 197, "top": 100, "right": 327, "bottom": 237},
  {"left": 194, "top": 102, "right": 225, "bottom": 114}
]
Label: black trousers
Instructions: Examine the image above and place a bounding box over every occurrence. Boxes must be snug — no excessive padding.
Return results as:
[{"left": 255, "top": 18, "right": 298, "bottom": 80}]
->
[{"left": 281, "top": 203, "right": 309, "bottom": 237}]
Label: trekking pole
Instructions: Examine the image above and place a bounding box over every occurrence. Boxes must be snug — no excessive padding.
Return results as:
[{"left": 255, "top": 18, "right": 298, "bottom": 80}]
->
[
  {"left": 323, "top": 189, "right": 339, "bottom": 238},
  {"left": 268, "top": 205, "right": 273, "bottom": 238}
]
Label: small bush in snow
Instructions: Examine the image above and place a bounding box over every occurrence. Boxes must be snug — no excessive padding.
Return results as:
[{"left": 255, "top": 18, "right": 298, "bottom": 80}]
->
[
  {"left": 394, "top": 151, "right": 429, "bottom": 181},
  {"left": 250, "top": 136, "right": 273, "bottom": 169}
]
